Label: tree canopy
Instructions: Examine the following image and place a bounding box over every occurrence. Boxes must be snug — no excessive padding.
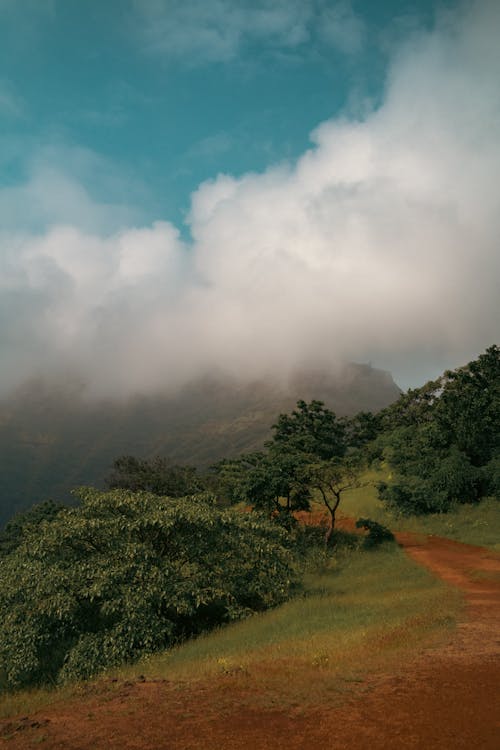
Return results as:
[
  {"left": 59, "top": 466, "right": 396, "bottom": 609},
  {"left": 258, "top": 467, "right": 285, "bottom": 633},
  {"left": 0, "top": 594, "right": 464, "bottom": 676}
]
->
[
  {"left": 0, "top": 488, "right": 296, "bottom": 690},
  {"left": 0, "top": 500, "right": 66, "bottom": 558},
  {"left": 215, "top": 399, "right": 366, "bottom": 538},
  {"left": 377, "top": 346, "right": 499, "bottom": 515},
  {"left": 269, "top": 399, "right": 347, "bottom": 460}
]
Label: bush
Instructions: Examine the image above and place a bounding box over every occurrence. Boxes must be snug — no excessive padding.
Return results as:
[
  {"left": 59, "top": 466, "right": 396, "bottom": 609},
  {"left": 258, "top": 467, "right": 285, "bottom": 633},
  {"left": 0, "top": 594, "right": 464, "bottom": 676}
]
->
[
  {"left": 355, "top": 518, "right": 395, "bottom": 548},
  {"left": 0, "top": 500, "right": 66, "bottom": 558},
  {"left": 0, "top": 489, "right": 296, "bottom": 690},
  {"left": 378, "top": 477, "right": 450, "bottom": 516},
  {"left": 377, "top": 347, "right": 499, "bottom": 516},
  {"left": 483, "top": 454, "right": 500, "bottom": 497},
  {"left": 293, "top": 522, "right": 361, "bottom": 557},
  {"left": 377, "top": 449, "right": 483, "bottom": 516}
]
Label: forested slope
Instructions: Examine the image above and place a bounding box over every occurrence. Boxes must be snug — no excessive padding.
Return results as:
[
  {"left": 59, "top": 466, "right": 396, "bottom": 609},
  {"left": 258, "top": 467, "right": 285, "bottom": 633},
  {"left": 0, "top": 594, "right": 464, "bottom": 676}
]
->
[{"left": 0, "top": 363, "right": 400, "bottom": 525}]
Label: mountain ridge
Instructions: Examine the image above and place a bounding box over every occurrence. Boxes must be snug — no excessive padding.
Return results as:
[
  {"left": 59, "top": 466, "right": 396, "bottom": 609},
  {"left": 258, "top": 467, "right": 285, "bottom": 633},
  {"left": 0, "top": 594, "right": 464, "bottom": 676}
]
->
[{"left": 0, "top": 363, "right": 401, "bottom": 526}]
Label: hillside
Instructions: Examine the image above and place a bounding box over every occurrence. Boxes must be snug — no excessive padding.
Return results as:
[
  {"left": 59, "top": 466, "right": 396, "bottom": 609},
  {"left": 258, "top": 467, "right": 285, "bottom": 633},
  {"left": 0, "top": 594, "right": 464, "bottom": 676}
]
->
[
  {"left": 0, "top": 363, "right": 400, "bottom": 526},
  {"left": 2, "top": 534, "right": 499, "bottom": 749}
]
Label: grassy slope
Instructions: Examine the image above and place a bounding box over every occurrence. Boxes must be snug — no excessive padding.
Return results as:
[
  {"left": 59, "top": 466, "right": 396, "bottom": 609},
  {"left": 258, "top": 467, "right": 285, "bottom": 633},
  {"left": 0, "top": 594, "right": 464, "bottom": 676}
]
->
[
  {"left": 0, "top": 543, "right": 459, "bottom": 718},
  {"left": 340, "top": 467, "right": 500, "bottom": 551},
  {"left": 6, "top": 468, "right": 495, "bottom": 719}
]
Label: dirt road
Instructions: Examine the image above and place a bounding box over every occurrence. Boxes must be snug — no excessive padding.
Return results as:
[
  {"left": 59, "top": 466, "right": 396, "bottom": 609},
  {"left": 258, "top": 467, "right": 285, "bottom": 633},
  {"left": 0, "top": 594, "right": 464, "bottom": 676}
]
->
[{"left": 1, "top": 534, "right": 499, "bottom": 749}]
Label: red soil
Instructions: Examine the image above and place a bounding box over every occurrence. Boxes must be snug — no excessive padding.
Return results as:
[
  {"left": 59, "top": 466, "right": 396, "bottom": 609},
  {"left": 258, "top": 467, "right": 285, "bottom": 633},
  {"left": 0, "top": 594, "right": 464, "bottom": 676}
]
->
[{"left": 1, "top": 533, "right": 499, "bottom": 750}]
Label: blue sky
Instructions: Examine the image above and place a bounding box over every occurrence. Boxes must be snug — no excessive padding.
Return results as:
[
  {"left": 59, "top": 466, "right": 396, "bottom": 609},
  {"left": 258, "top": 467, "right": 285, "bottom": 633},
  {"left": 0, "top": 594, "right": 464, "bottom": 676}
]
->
[
  {"left": 1, "top": 0, "right": 439, "bottom": 231},
  {"left": 0, "top": 0, "right": 499, "bottom": 396}
]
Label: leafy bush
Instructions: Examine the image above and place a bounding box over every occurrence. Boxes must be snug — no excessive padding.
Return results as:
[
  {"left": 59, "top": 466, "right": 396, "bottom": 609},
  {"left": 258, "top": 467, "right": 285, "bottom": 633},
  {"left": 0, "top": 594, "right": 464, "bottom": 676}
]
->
[
  {"left": 377, "top": 346, "right": 499, "bottom": 515},
  {"left": 292, "top": 522, "right": 360, "bottom": 558},
  {"left": 483, "top": 454, "right": 500, "bottom": 497},
  {"left": 0, "top": 488, "right": 296, "bottom": 690},
  {"left": 0, "top": 500, "right": 66, "bottom": 558},
  {"left": 355, "top": 518, "right": 395, "bottom": 548},
  {"left": 377, "top": 447, "right": 484, "bottom": 516}
]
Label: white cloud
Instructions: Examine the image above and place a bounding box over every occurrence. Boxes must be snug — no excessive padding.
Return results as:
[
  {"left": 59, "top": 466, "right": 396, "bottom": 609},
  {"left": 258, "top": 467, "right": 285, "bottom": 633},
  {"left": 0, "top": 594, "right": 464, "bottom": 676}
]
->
[
  {"left": 0, "top": 144, "right": 146, "bottom": 235},
  {"left": 1, "top": 0, "right": 499, "bottom": 396},
  {"left": 132, "top": 0, "right": 314, "bottom": 63}
]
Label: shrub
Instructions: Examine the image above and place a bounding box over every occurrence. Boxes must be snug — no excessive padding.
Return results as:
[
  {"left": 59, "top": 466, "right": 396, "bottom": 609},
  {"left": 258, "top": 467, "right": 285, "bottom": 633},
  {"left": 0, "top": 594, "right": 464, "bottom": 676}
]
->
[
  {"left": 483, "top": 454, "right": 500, "bottom": 497},
  {"left": 0, "top": 500, "right": 66, "bottom": 558},
  {"left": 355, "top": 518, "right": 395, "bottom": 548},
  {"left": 0, "top": 489, "right": 296, "bottom": 690}
]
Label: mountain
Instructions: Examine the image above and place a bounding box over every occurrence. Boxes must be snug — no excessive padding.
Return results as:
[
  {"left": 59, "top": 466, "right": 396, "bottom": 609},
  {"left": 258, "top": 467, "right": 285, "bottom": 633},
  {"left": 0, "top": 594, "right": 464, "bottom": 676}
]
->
[{"left": 0, "top": 363, "right": 400, "bottom": 526}]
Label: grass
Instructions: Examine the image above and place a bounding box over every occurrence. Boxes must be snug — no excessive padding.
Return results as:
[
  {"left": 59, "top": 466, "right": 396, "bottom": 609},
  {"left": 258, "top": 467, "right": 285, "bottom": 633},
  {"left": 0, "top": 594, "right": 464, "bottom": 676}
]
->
[
  {"left": 95, "top": 541, "right": 462, "bottom": 711},
  {"left": 340, "top": 467, "right": 500, "bottom": 551},
  {"left": 0, "top": 541, "right": 460, "bottom": 719}
]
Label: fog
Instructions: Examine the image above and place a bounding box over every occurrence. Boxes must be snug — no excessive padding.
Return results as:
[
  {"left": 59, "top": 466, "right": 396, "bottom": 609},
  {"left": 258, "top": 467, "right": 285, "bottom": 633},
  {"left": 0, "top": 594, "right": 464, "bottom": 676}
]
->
[{"left": 1, "top": 0, "right": 499, "bottom": 398}]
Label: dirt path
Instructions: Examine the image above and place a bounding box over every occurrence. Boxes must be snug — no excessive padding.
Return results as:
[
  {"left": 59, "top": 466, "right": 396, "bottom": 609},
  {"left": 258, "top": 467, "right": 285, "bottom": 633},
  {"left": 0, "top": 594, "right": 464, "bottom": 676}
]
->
[{"left": 1, "top": 535, "right": 499, "bottom": 749}]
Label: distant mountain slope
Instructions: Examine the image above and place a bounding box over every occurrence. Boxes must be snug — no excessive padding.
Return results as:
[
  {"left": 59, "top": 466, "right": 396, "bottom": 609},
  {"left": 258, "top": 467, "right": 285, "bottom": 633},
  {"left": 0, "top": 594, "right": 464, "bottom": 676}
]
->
[{"left": 0, "top": 364, "right": 400, "bottom": 526}]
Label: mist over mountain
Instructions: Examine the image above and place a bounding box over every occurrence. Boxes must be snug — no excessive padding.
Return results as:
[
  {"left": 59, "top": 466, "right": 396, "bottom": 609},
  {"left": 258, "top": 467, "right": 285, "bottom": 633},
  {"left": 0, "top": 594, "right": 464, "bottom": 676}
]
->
[{"left": 0, "top": 363, "right": 400, "bottom": 526}]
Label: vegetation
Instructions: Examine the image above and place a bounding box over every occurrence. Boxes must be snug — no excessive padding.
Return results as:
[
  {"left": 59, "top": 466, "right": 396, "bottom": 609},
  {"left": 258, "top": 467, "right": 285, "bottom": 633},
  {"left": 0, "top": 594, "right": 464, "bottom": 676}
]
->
[
  {"left": 0, "top": 500, "right": 66, "bottom": 559},
  {"left": 0, "top": 346, "right": 497, "bottom": 696},
  {"left": 308, "top": 456, "right": 361, "bottom": 544},
  {"left": 341, "top": 470, "right": 500, "bottom": 551},
  {"left": 355, "top": 518, "right": 395, "bottom": 548},
  {"left": 0, "top": 489, "right": 296, "bottom": 690},
  {"left": 0, "top": 543, "right": 460, "bottom": 718},
  {"left": 376, "top": 345, "right": 499, "bottom": 515},
  {"left": 0, "top": 363, "right": 401, "bottom": 528},
  {"left": 215, "top": 449, "right": 312, "bottom": 521},
  {"left": 215, "top": 399, "right": 365, "bottom": 536}
]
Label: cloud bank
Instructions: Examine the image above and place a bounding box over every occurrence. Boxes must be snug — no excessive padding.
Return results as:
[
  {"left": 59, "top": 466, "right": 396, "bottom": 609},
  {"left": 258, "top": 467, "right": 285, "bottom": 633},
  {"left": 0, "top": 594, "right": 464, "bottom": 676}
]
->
[{"left": 1, "top": 0, "right": 499, "bottom": 397}]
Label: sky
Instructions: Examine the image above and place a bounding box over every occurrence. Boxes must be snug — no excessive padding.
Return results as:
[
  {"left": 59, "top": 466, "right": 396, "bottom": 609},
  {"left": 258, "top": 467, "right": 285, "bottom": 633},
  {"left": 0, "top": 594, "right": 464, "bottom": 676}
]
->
[{"left": 0, "top": 0, "right": 499, "bottom": 398}]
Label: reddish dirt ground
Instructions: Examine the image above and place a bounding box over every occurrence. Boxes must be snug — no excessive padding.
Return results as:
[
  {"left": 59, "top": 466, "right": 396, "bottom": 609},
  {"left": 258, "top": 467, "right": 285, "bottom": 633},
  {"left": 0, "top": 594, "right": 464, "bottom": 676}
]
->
[{"left": 1, "top": 534, "right": 499, "bottom": 749}]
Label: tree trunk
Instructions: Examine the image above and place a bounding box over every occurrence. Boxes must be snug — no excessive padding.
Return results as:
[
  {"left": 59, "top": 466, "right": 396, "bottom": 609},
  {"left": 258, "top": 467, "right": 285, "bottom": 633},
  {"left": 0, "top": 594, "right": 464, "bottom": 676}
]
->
[{"left": 324, "top": 492, "right": 341, "bottom": 547}]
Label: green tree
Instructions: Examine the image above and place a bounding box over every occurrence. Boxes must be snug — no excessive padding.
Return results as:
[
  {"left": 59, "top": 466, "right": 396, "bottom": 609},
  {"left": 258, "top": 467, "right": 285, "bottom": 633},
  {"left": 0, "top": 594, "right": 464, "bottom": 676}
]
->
[
  {"left": 345, "top": 411, "right": 382, "bottom": 449},
  {"left": 218, "top": 401, "right": 371, "bottom": 529},
  {"left": 0, "top": 500, "right": 66, "bottom": 558},
  {"left": 269, "top": 399, "right": 347, "bottom": 460},
  {"left": 214, "top": 449, "right": 311, "bottom": 522},
  {"left": 308, "top": 457, "right": 361, "bottom": 545},
  {"left": 0, "top": 488, "right": 296, "bottom": 690},
  {"left": 435, "top": 345, "right": 500, "bottom": 466},
  {"left": 380, "top": 378, "right": 440, "bottom": 431},
  {"left": 377, "top": 346, "right": 499, "bottom": 515}
]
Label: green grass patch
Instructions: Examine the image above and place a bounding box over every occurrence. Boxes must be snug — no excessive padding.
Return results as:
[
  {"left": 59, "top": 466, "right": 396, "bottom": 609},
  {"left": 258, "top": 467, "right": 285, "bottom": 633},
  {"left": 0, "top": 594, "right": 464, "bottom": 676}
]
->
[{"left": 340, "top": 468, "right": 500, "bottom": 551}]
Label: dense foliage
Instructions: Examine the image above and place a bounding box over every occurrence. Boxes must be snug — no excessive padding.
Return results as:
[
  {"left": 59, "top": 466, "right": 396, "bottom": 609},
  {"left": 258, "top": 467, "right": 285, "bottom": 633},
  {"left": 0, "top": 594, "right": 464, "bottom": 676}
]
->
[
  {"left": 215, "top": 400, "right": 364, "bottom": 534},
  {"left": 215, "top": 449, "right": 312, "bottom": 522},
  {"left": 377, "top": 346, "right": 499, "bottom": 514},
  {"left": 270, "top": 399, "right": 347, "bottom": 460},
  {"left": 0, "top": 489, "right": 296, "bottom": 690},
  {"left": 0, "top": 500, "right": 66, "bottom": 558}
]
